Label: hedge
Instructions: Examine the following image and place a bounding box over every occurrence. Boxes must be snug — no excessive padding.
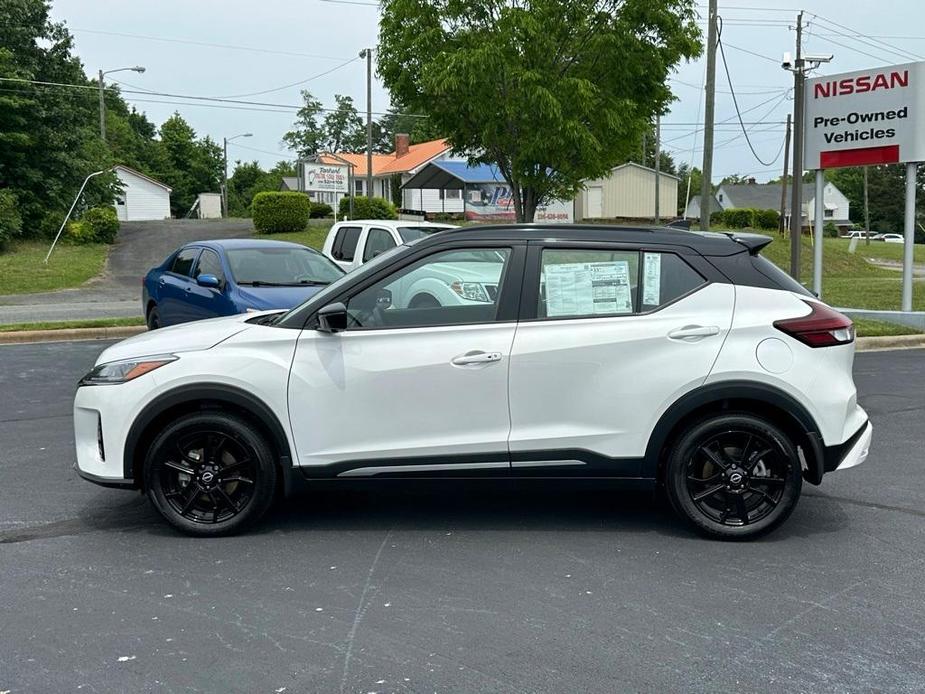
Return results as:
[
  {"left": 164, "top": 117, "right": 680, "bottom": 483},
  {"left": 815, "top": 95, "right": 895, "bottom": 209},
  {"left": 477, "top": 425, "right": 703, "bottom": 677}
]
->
[
  {"left": 753, "top": 208, "right": 780, "bottom": 230},
  {"left": 310, "top": 202, "right": 333, "bottom": 218},
  {"left": 722, "top": 208, "right": 754, "bottom": 229},
  {"left": 65, "top": 205, "right": 120, "bottom": 244},
  {"left": 338, "top": 195, "right": 398, "bottom": 220},
  {"left": 252, "top": 191, "right": 309, "bottom": 233},
  {"left": 0, "top": 190, "right": 23, "bottom": 250}
]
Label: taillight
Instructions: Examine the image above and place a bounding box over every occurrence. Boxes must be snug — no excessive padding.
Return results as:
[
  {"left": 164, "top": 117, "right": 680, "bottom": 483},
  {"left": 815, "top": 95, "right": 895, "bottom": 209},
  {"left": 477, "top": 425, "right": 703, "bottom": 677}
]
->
[{"left": 773, "top": 301, "right": 855, "bottom": 348}]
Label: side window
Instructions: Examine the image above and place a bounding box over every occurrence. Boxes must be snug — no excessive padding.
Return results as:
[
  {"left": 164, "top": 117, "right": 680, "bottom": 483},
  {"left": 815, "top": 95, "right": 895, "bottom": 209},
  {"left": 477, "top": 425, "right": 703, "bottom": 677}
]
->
[
  {"left": 195, "top": 249, "right": 225, "bottom": 283},
  {"left": 363, "top": 228, "right": 397, "bottom": 262},
  {"left": 170, "top": 248, "right": 200, "bottom": 277},
  {"left": 539, "top": 249, "right": 639, "bottom": 319},
  {"left": 331, "top": 226, "right": 362, "bottom": 261},
  {"left": 345, "top": 248, "right": 511, "bottom": 330},
  {"left": 640, "top": 252, "right": 706, "bottom": 311}
]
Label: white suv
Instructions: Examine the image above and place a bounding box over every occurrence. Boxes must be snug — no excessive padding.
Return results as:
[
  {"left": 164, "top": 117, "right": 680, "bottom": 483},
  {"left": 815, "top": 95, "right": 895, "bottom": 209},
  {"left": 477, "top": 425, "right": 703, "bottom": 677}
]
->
[
  {"left": 322, "top": 219, "right": 457, "bottom": 272},
  {"left": 74, "top": 225, "right": 871, "bottom": 539}
]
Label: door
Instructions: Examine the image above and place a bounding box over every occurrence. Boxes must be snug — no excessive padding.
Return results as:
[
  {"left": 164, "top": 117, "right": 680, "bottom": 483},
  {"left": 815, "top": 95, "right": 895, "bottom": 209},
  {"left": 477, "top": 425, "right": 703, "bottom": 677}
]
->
[
  {"left": 329, "top": 224, "right": 363, "bottom": 271},
  {"left": 587, "top": 186, "right": 603, "bottom": 219},
  {"left": 186, "top": 248, "right": 231, "bottom": 320},
  {"left": 287, "top": 244, "right": 523, "bottom": 475},
  {"left": 157, "top": 247, "right": 201, "bottom": 326},
  {"left": 507, "top": 245, "right": 734, "bottom": 475}
]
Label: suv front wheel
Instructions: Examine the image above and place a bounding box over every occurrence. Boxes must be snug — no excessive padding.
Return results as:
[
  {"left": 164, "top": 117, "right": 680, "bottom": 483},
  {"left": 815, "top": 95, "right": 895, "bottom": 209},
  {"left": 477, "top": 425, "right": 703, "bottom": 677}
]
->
[
  {"left": 144, "top": 412, "right": 278, "bottom": 536},
  {"left": 665, "top": 414, "right": 803, "bottom": 539}
]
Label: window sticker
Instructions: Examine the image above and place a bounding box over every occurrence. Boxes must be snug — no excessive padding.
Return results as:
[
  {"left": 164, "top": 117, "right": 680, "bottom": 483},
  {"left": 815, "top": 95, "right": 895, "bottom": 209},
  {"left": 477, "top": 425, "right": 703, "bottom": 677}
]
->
[
  {"left": 545, "top": 261, "right": 632, "bottom": 316},
  {"left": 643, "top": 253, "right": 662, "bottom": 306}
]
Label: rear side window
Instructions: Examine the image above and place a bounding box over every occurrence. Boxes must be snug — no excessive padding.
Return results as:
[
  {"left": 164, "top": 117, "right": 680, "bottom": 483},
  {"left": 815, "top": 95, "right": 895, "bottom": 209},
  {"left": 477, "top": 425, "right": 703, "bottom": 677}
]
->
[
  {"left": 170, "top": 248, "right": 200, "bottom": 277},
  {"left": 331, "top": 226, "right": 362, "bottom": 261},
  {"left": 752, "top": 255, "right": 813, "bottom": 297},
  {"left": 538, "top": 249, "right": 705, "bottom": 319}
]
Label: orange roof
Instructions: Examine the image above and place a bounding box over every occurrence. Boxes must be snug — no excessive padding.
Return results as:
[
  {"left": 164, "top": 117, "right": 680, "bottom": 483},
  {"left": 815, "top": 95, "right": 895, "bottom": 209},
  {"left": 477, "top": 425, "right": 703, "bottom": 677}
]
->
[{"left": 320, "top": 138, "right": 450, "bottom": 177}]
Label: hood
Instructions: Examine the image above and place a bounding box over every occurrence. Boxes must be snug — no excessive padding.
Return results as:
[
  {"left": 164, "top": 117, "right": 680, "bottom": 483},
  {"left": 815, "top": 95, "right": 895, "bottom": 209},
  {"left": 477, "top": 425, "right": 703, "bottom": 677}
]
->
[
  {"left": 236, "top": 284, "right": 325, "bottom": 310},
  {"left": 95, "top": 313, "right": 258, "bottom": 365}
]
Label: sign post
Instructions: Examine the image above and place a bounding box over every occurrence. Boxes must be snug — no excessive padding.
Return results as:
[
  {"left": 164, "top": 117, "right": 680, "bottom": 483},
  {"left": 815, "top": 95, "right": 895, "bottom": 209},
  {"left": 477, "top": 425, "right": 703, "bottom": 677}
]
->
[
  {"left": 804, "top": 61, "right": 923, "bottom": 310},
  {"left": 813, "top": 171, "right": 824, "bottom": 297}
]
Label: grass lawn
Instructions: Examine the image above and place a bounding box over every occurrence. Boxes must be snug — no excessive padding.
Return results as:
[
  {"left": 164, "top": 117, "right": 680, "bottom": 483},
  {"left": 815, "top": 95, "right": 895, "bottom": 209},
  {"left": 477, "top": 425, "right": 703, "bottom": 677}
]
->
[
  {"left": 829, "top": 237, "right": 925, "bottom": 265},
  {"left": 852, "top": 317, "right": 921, "bottom": 337},
  {"left": 250, "top": 220, "right": 332, "bottom": 250},
  {"left": 0, "top": 241, "right": 109, "bottom": 295},
  {"left": 0, "top": 316, "right": 144, "bottom": 332}
]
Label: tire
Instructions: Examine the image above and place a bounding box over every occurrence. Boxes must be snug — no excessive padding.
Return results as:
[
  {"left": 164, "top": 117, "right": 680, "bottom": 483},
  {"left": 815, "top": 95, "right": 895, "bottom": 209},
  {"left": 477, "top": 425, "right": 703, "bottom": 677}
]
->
[
  {"left": 144, "top": 412, "right": 278, "bottom": 537},
  {"left": 664, "top": 413, "right": 802, "bottom": 540},
  {"left": 409, "top": 293, "right": 441, "bottom": 309},
  {"left": 146, "top": 304, "right": 161, "bottom": 331}
]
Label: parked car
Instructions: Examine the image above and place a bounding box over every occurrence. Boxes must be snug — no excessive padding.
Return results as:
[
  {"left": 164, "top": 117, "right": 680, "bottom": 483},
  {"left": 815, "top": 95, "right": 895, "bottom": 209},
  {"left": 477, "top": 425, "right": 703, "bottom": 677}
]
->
[
  {"left": 322, "top": 219, "right": 457, "bottom": 272},
  {"left": 880, "top": 233, "right": 905, "bottom": 244},
  {"left": 76, "top": 224, "right": 870, "bottom": 539},
  {"left": 841, "top": 230, "right": 875, "bottom": 239},
  {"left": 143, "top": 239, "right": 344, "bottom": 329}
]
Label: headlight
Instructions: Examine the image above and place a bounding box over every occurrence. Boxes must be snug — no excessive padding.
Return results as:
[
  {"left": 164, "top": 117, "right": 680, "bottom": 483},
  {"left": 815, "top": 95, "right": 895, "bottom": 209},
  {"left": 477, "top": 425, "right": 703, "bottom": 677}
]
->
[
  {"left": 450, "top": 281, "right": 490, "bottom": 302},
  {"left": 78, "top": 355, "right": 177, "bottom": 386}
]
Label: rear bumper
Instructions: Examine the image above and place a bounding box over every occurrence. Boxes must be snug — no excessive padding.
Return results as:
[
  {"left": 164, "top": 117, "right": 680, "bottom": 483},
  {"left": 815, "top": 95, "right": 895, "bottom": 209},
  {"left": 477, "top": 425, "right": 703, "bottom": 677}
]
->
[{"left": 823, "top": 420, "right": 872, "bottom": 474}]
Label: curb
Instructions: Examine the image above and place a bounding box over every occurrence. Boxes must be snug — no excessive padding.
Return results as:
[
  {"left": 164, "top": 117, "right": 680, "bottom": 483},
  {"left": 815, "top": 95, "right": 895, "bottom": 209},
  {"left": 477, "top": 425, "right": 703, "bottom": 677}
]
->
[
  {"left": 0, "top": 325, "right": 146, "bottom": 345},
  {"left": 856, "top": 334, "right": 925, "bottom": 352}
]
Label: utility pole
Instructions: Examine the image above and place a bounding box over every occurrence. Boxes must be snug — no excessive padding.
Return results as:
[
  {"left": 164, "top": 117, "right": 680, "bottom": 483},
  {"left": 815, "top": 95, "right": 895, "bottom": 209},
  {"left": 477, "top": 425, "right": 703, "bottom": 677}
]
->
[
  {"left": 223, "top": 133, "right": 252, "bottom": 218},
  {"left": 654, "top": 114, "right": 661, "bottom": 224},
  {"left": 360, "top": 48, "right": 373, "bottom": 199},
  {"left": 863, "top": 166, "right": 871, "bottom": 246},
  {"left": 778, "top": 114, "right": 791, "bottom": 236},
  {"left": 699, "top": 0, "right": 718, "bottom": 230},
  {"left": 642, "top": 131, "right": 647, "bottom": 167},
  {"left": 789, "top": 11, "right": 805, "bottom": 281}
]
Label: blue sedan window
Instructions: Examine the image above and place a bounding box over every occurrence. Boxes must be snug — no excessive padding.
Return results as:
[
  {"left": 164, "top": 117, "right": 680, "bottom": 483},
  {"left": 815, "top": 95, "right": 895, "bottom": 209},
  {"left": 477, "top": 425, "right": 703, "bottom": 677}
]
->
[{"left": 227, "top": 247, "right": 343, "bottom": 286}]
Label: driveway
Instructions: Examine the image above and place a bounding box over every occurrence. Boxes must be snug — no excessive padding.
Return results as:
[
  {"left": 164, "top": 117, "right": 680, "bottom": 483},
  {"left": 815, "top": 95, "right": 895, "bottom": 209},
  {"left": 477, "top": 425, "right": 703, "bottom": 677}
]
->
[
  {"left": 1, "top": 343, "right": 924, "bottom": 692},
  {"left": 0, "top": 219, "right": 255, "bottom": 325}
]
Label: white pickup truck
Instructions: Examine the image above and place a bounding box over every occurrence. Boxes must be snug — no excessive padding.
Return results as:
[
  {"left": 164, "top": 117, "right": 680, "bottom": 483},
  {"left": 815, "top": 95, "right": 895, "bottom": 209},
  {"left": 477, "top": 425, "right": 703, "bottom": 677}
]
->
[{"left": 322, "top": 220, "right": 457, "bottom": 272}]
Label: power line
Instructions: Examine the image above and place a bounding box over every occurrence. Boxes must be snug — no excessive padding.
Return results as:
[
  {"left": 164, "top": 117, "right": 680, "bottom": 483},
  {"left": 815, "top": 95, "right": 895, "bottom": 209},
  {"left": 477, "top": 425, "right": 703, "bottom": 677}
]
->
[
  {"left": 721, "top": 42, "right": 781, "bottom": 64},
  {"left": 228, "top": 141, "right": 299, "bottom": 160},
  {"left": 210, "top": 57, "right": 361, "bottom": 99},
  {"left": 809, "top": 14, "right": 923, "bottom": 62}
]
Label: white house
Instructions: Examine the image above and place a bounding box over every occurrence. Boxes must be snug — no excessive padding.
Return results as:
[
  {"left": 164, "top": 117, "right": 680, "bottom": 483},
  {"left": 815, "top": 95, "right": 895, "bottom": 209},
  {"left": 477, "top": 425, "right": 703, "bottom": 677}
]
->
[
  {"left": 685, "top": 179, "right": 851, "bottom": 230},
  {"left": 113, "top": 165, "right": 172, "bottom": 221}
]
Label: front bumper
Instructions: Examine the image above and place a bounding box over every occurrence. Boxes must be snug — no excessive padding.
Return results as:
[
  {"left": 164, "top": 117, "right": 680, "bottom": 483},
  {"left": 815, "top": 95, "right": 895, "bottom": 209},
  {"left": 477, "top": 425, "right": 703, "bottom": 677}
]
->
[{"left": 823, "top": 420, "right": 872, "bottom": 474}]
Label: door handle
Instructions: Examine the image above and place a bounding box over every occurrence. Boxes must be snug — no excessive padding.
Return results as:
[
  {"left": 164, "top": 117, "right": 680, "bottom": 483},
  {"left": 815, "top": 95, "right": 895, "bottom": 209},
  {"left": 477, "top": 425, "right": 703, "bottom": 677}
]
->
[
  {"left": 668, "top": 325, "right": 720, "bottom": 341},
  {"left": 451, "top": 350, "right": 502, "bottom": 366}
]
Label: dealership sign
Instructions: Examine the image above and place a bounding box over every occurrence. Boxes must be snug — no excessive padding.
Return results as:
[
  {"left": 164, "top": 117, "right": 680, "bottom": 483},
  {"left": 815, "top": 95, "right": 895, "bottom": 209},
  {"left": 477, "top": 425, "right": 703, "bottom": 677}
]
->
[
  {"left": 302, "top": 163, "right": 348, "bottom": 193},
  {"left": 804, "top": 61, "right": 925, "bottom": 169}
]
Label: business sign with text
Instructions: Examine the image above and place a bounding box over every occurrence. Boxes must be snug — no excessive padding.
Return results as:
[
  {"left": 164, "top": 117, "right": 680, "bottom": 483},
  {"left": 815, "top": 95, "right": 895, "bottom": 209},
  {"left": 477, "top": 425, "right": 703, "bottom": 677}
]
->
[
  {"left": 302, "top": 163, "right": 349, "bottom": 193},
  {"left": 804, "top": 61, "right": 925, "bottom": 169}
]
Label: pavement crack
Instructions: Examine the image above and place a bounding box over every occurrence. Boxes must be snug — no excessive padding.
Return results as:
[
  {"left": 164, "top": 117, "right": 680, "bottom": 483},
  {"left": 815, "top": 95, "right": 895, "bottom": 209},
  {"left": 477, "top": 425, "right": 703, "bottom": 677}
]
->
[{"left": 805, "top": 492, "right": 925, "bottom": 519}]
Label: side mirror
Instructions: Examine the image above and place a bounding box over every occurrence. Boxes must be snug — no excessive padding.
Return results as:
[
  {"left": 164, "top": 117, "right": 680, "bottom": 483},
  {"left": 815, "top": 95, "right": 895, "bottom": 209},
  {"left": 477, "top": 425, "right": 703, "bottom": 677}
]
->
[
  {"left": 197, "top": 273, "right": 221, "bottom": 289},
  {"left": 317, "top": 302, "right": 348, "bottom": 333}
]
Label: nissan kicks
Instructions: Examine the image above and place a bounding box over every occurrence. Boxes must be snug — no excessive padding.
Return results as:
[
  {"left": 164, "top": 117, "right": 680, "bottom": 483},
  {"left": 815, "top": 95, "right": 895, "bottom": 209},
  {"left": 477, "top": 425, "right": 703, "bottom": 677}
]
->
[{"left": 74, "top": 225, "right": 871, "bottom": 539}]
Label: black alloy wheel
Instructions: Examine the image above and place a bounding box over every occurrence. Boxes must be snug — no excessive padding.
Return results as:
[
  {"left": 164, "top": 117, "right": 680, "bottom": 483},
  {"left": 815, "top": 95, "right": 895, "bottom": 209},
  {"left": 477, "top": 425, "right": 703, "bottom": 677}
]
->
[
  {"left": 665, "top": 414, "right": 802, "bottom": 539},
  {"left": 145, "top": 412, "right": 277, "bottom": 536}
]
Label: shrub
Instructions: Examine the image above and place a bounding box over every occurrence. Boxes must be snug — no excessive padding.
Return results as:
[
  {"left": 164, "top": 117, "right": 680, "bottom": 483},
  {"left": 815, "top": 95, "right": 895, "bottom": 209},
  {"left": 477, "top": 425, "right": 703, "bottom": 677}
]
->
[
  {"left": 0, "top": 190, "right": 22, "bottom": 250},
  {"left": 338, "top": 195, "right": 398, "bottom": 220},
  {"left": 723, "top": 208, "right": 754, "bottom": 229},
  {"left": 310, "top": 202, "right": 333, "bottom": 218},
  {"left": 83, "top": 206, "right": 120, "bottom": 243},
  {"left": 709, "top": 210, "right": 725, "bottom": 226},
  {"left": 823, "top": 221, "right": 839, "bottom": 238},
  {"left": 753, "top": 208, "right": 780, "bottom": 230},
  {"left": 252, "top": 192, "right": 310, "bottom": 233}
]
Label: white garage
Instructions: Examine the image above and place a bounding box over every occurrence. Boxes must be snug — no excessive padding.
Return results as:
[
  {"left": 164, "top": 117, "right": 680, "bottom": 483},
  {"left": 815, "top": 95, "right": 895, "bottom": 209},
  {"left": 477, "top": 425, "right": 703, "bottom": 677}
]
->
[{"left": 113, "top": 165, "right": 172, "bottom": 221}]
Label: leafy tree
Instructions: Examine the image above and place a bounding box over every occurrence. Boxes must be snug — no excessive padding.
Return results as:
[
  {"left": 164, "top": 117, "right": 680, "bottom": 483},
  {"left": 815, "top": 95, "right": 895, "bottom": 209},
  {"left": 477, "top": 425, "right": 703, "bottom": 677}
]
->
[
  {"left": 227, "top": 160, "right": 297, "bottom": 217},
  {"left": 378, "top": 0, "right": 701, "bottom": 221},
  {"left": 374, "top": 101, "right": 444, "bottom": 152},
  {"left": 323, "top": 95, "right": 366, "bottom": 152},
  {"left": 154, "top": 113, "right": 222, "bottom": 216},
  {"left": 283, "top": 90, "right": 326, "bottom": 157},
  {"left": 829, "top": 165, "right": 925, "bottom": 239},
  {"left": 676, "top": 163, "right": 702, "bottom": 215}
]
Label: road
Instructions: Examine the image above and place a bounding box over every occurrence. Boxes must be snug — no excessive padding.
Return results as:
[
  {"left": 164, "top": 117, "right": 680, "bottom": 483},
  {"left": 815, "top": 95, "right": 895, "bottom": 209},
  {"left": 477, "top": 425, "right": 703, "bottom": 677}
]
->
[
  {"left": 1, "top": 341, "right": 924, "bottom": 693},
  {"left": 0, "top": 219, "right": 254, "bottom": 325}
]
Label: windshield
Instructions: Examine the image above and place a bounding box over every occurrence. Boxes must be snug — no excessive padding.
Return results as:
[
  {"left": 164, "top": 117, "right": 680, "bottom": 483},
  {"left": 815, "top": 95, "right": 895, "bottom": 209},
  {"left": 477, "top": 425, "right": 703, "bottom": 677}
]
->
[
  {"left": 397, "top": 225, "right": 456, "bottom": 243},
  {"left": 227, "top": 247, "right": 344, "bottom": 286}
]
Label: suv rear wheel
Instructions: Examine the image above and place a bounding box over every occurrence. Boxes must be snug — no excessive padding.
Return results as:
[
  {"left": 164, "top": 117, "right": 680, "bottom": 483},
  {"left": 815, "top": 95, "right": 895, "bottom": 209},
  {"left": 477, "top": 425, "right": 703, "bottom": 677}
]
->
[
  {"left": 665, "top": 414, "right": 802, "bottom": 539},
  {"left": 144, "top": 412, "right": 277, "bottom": 537}
]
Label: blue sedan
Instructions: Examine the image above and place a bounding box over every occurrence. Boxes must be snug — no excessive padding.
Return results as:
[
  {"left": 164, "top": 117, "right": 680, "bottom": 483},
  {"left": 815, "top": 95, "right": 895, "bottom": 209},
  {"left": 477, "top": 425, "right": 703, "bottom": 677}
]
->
[{"left": 142, "top": 239, "right": 345, "bottom": 329}]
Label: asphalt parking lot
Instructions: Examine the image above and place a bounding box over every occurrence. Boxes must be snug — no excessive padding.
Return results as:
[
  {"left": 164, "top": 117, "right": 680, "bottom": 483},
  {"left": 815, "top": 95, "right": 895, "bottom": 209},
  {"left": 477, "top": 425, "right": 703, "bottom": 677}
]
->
[{"left": 1, "top": 341, "right": 924, "bottom": 693}]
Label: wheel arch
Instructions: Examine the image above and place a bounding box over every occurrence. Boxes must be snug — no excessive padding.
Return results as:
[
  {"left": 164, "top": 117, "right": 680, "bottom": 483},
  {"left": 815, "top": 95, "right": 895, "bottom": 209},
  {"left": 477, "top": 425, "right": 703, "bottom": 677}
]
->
[
  {"left": 644, "top": 381, "right": 825, "bottom": 485},
  {"left": 123, "top": 384, "right": 295, "bottom": 494}
]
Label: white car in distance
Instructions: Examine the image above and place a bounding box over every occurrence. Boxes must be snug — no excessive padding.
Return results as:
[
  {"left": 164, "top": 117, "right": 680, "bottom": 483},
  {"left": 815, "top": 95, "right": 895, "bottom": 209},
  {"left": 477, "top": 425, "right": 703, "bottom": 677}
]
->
[{"left": 322, "top": 220, "right": 457, "bottom": 272}]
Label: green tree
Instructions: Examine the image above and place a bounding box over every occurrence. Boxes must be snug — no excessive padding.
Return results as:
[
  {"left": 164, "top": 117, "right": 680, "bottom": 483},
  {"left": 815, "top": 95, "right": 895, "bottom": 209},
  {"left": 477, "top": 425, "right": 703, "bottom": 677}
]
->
[
  {"left": 323, "top": 95, "right": 365, "bottom": 152},
  {"left": 676, "top": 163, "right": 702, "bottom": 215},
  {"left": 283, "top": 90, "right": 325, "bottom": 157},
  {"left": 154, "top": 113, "right": 222, "bottom": 216},
  {"left": 374, "top": 101, "right": 444, "bottom": 152},
  {"left": 378, "top": 0, "right": 701, "bottom": 221},
  {"left": 227, "top": 160, "right": 297, "bottom": 217}
]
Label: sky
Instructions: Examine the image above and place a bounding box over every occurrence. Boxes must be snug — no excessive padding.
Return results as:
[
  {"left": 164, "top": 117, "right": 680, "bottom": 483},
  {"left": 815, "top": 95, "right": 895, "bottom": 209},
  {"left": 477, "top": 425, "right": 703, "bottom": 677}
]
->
[{"left": 50, "top": 0, "right": 925, "bottom": 186}]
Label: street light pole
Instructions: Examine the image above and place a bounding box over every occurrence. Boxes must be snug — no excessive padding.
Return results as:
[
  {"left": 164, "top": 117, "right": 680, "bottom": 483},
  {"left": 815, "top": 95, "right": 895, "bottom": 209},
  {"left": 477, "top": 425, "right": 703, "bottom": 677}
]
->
[
  {"left": 360, "top": 48, "right": 373, "bottom": 199},
  {"left": 98, "top": 66, "right": 145, "bottom": 142},
  {"left": 223, "top": 133, "right": 252, "bottom": 218}
]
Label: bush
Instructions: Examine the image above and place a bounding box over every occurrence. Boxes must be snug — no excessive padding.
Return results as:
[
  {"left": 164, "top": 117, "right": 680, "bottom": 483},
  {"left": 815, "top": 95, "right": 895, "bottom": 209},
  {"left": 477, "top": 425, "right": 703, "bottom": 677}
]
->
[
  {"left": 252, "top": 192, "right": 309, "bottom": 233},
  {"left": 0, "top": 190, "right": 23, "bottom": 250},
  {"left": 709, "top": 210, "right": 725, "bottom": 226},
  {"left": 753, "top": 208, "right": 780, "bottom": 231},
  {"left": 64, "top": 220, "right": 96, "bottom": 244},
  {"left": 83, "top": 206, "right": 120, "bottom": 243},
  {"left": 310, "top": 202, "right": 333, "bottom": 218},
  {"left": 723, "top": 208, "right": 754, "bottom": 229},
  {"left": 823, "top": 221, "right": 839, "bottom": 238},
  {"left": 338, "top": 195, "right": 398, "bottom": 220}
]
